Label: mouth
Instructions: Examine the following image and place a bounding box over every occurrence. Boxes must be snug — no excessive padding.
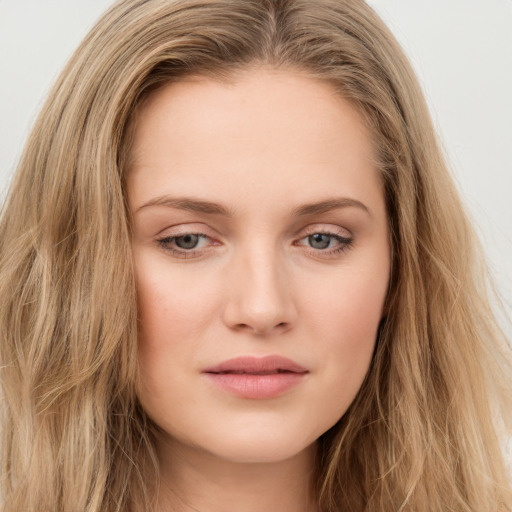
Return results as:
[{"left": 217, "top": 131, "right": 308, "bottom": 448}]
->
[
  {"left": 202, "top": 355, "right": 308, "bottom": 399},
  {"left": 211, "top": 369, "right": 299, "bottom": 375},
  {"left": 203, "top": 355, "right": 308, "bottom": 375}
]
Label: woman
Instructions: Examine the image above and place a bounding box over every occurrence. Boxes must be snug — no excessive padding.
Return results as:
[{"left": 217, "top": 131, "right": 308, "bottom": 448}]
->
[{"left": 0, "top": 0, "right": 510, "bottom": 511}]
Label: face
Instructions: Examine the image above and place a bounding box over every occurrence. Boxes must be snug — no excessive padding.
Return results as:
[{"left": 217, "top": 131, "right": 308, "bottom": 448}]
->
[{"left": 127, "top": 66, "right": 390, "bottom": 464}]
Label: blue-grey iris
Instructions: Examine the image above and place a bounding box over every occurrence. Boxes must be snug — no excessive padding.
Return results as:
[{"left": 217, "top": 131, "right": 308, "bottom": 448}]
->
[
  {"left": 175, "top": 234, "right": 200, "bottom": 249},
  {"left": 309, "top": 234, "right": 331, "bottom": 249}
]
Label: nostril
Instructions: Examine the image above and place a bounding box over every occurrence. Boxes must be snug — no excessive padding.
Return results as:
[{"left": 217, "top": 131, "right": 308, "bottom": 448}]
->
[{"left": 250, "top": 322, "right": 290, "bottom": 336}]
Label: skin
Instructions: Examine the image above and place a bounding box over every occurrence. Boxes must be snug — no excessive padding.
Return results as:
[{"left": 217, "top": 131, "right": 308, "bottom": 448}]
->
[{"left": 127, "top": 66, "right": 390, "bottom": 512}]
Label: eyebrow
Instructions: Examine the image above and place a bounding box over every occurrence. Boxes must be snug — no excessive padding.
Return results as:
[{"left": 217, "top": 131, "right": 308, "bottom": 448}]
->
[
  {"left": 136, "top": 196, "right": 235, "bottom": 216},
  {"left": 292, "top": 197, "right": 371, "bottom": 217},
  {"left": 135, "top": 195, "right": 371, "bottom": 217}
]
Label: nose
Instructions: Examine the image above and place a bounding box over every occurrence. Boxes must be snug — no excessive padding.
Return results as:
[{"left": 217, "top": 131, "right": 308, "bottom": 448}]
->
[{"left": 221, "top": 247, "right": 297, "bottom": 336}]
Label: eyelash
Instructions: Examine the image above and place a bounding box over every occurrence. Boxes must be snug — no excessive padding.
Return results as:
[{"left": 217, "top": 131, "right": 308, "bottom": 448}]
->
[
  {"left": 156, "top": 229, "right": 353, "bottom": 260},
  {"left": 156, "top": 231, "right": 213, "bottom": 259},
  {"left": 300, "top": 232, "right": 354, "bottom": 256}
]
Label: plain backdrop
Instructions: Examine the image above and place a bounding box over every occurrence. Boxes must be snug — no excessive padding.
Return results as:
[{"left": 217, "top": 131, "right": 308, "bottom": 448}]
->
[{"left": 0, "top": 0, "right": 511, "bottom": 324}]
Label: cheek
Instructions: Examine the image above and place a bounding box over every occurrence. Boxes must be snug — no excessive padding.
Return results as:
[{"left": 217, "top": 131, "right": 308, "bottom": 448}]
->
[
  {"left": 133, "top": 255, "right": 222, "bottom": 403},
  {"left": 135, "top": 256, "right": 218, "bottom": 349},
  {"left": 303, "top": 260, "right": 387, "bottom": 338},
  {"left": 301, "top": 265, "right": 388, "bottom": 417}
]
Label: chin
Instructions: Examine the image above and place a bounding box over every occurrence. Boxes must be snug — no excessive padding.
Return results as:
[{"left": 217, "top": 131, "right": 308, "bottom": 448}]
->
[
  {"left": 206, "top": 437, "right": 316, "bottom": 464},
  {"left": 187, "top": 420, "right": 321, "bottom": 464}
]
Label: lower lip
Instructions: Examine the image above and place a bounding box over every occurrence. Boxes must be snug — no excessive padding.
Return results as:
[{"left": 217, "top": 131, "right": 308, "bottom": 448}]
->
[{"left": 204, "top": 372, "right": 307, "bottom": 399}]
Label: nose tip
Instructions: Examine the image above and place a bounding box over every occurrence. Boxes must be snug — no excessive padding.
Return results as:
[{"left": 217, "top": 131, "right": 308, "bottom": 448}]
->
[
  {"left": 222, "top": 253, "right": 297, "bottom": 336},
  {"left": 226, "top": 287, "right": 295, "bottom": 335}
]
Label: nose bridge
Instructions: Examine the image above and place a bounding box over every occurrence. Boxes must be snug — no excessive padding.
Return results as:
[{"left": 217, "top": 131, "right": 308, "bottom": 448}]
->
[{"left": 223, "top": 240, "right": 296, "bottom": 335}]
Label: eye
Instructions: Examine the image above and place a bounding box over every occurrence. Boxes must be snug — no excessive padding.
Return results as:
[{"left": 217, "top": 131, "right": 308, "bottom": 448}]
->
[
  {"left": 156, "top": 232, "right": 212, "bottom": 258},
  {"left": 307, "top": 233, "right": 338, "bottom": 250},
  {"left": 296, "top": 230, "right": 353, "bottom": 256},
  {"left": 155, "top": 228, "right": 353, "bottom": 259}
]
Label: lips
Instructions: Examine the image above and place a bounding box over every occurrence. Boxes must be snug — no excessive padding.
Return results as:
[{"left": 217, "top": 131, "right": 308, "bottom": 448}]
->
[
  {"left": 202, "top": 355, "right": 308, "bottom": 399},
  {"left": 203, "top": 355, "right": 308, "bottom": 374}
]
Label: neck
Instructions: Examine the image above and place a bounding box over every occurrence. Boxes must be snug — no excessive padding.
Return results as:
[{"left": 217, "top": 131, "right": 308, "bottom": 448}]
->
[{"left": 153, "top": 436, "right": 318, "bottom": 512}]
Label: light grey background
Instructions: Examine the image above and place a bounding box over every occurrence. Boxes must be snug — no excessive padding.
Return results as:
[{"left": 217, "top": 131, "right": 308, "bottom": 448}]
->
[
  {"left": 0, "top": 0, "right": 511, "bottom": 471},
  {"left": 1, "top": 0, "right": 511, "bottom": 315}
]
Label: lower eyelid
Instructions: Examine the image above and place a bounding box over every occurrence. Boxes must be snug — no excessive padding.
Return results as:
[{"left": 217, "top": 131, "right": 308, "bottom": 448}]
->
[{"left": 155, "top": 231, "right": 353, "bottom": 256}]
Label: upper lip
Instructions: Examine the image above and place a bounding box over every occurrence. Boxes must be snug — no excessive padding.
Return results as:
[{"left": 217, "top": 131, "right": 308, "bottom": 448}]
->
[{"left": 203, "top": 355, "right": 308, "bottom": 375}]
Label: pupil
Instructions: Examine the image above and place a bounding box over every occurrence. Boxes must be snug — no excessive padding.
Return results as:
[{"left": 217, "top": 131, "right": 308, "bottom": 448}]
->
[
  {"left": 309, "top": 233, "right": 330, "bottom": 249},
  {"left": 175, "top": 234, "right": 199, "bottom": 249}
]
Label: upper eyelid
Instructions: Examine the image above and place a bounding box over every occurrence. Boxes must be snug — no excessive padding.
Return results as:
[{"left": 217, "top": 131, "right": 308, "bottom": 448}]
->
[
  {"left": 159, "top": 222, "right": 351, "bottom": 236},
  {"left": 157, "top": 228, "right": 352, "bottom": 250},
  {"left": 295, "top": 225, "right": 353, "bottom": 245},
  {"left": 157, "top": 224, "right": 352, "bottom": 239},
  {"left": 300, "top": 225, "right": 351, "bottom": 236}
]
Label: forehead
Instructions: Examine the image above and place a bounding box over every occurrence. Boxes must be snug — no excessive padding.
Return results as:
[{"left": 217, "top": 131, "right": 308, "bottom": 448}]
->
[{"left": 126, "top": 66, "right": 382, "bottom": 218}]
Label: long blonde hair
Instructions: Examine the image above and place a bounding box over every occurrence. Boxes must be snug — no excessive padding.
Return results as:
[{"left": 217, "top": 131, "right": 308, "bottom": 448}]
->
[{"left": 1, "top": 1, "right": 511, "bottom": 510}]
